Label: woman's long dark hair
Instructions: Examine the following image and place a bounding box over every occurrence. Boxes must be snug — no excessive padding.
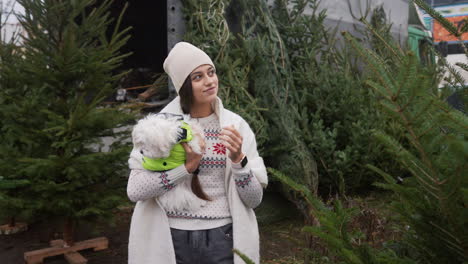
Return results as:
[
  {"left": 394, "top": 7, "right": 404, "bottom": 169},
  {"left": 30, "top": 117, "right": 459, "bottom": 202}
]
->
[
  {"left": 179, "top": 76, "right": 193, "bottom": 114},
  {"left": 179, "top": 75, "right": 211, "bottom": 201}
]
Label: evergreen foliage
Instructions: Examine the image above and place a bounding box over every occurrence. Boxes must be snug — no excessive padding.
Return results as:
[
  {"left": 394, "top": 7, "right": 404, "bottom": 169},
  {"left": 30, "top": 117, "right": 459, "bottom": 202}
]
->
[
  {"left": 235, "top": 1, "right": 468, "bottom": 263},
  {"left": 345, "top": 24, "right": 467, "bottom": 261},
  {"left": 270, "top": 168, "right": 415, "bottom": 264},
  {"left": 0, "top": 0, "right": 134, "bottom": 233},
  {"left": 266, "top": 3, "right": 468, "bottom": 263},
  {"left": 233, "top": 248, "right": 256, "bottom": 264},
  {"left": 270, "top": 1, "right": 394, "bottom": 194},
  {"left": 182, "top": 0, "right": 269, "bottom": 151},
  {"left": 0, "top": 5, "right": 35, "bottom": 225},
  {"left": 182, "top": 0, "right": 393, "bottom": 201}
]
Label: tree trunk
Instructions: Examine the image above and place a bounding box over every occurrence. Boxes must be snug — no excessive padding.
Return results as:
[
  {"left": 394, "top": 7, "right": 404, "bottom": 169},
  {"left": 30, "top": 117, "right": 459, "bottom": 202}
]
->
[
  {"left": 8, "top": 216, "right": 16, "bottom": 227},
  {"left": 63, "top": 218, "right": 75, "bottom": 247},
  {"left": 303, "top": 205, "right": 321, "bottom": 264}
]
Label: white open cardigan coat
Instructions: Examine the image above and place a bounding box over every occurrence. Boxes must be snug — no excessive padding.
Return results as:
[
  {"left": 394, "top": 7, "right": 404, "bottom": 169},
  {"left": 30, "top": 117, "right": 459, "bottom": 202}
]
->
[{"left": 127, "top": 96, "right": 268, "bottom": 264}]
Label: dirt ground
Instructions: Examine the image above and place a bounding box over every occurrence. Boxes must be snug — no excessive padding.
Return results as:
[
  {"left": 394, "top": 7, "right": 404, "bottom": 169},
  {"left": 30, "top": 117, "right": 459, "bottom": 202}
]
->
[
  {"left": 0, "top": 206, "right": 306, "bottom": 264},
  {"left": 1, "top": 193, "right": 398, "bottom": 264}
]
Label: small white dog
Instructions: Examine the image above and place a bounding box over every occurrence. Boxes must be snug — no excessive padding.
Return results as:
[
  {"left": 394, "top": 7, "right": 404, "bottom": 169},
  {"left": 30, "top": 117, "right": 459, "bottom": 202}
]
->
[{"left": 132, "top": 113, "right": 207, "bottom": 212}]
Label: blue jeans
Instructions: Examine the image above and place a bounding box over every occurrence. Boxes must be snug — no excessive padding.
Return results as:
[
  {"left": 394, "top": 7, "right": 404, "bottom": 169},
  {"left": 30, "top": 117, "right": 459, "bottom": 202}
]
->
[{"left": 170, "top": 223, "right": 234, "bottom": 264}]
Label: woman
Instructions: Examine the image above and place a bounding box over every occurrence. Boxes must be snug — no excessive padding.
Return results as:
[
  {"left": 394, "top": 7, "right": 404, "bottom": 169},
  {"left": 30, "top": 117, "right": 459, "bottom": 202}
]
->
[{"left": 127, "top": 42, "right": 268, "bottom": 264}]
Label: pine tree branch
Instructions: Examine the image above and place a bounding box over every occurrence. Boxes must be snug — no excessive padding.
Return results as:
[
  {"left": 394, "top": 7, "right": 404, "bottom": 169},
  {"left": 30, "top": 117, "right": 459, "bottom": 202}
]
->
[
  {"left": 413, "top": 0, "right": 460, "bottom": 37},
  {"left": 428, "top": 221, "right": 465, "bottom": 257},
  {"left": 365, "top": 80, "right": 395, "bottom": 103},
  {"left": 232, "top": 249, "right": 256, "bottom": 264},
  {"left": 415, "top": 123, "right": 438, "bottom": 139},
  {"left": 408, "top": 159, "right": 441, "bottom": 187},
  {"left": 398, "top": 109, "right": 438, "bottom": 181},
  {"left": 359, "top": 17, "right": 403, "bottom": 62},
  {"left": 373, "top": 131, "right": 441, "bottom": 198},
  {"left": 431, "top": 98, "right": 468, "bottom": 130},
  {"left": 408, "top": 99, "right": 435, "bottom": 128},
  {"left": 439, "top": 56, "right": 466, "bottom": 89},
  {"left": 344, "top": 32, "right": 395, "bottom": 96}
]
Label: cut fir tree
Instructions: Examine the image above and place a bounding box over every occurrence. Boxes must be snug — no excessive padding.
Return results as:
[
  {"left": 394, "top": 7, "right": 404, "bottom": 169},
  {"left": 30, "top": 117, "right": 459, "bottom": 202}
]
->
[{"left": 1, "top": 0, "right": 134, "bottom": 262}]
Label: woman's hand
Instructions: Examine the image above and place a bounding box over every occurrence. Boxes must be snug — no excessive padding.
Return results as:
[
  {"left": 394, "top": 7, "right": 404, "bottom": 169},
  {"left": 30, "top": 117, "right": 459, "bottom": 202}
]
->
[
  {"left": 181, "top": 137, "right": 205, "bottom": 173},
  {"left": 220, "top": 125, "right": 244, "bottom": 163}
]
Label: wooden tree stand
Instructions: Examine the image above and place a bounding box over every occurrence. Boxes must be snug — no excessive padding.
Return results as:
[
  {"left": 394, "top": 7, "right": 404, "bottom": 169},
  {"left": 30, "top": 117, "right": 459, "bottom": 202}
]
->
[{"left": 24, "top": 237, "right": 108, "bottom": 264}]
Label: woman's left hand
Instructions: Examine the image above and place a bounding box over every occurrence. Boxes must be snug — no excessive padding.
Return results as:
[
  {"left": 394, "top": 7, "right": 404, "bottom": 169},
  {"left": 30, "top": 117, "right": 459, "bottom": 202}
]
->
[{"left": 220, "top": 125, "right": 244, "bottom": 163}]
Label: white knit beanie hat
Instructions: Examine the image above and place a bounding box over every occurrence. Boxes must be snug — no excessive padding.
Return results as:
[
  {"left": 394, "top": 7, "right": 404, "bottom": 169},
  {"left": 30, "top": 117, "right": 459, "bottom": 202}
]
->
[{"left": 163, "top": 42, "right": 215, "bottom": 94}]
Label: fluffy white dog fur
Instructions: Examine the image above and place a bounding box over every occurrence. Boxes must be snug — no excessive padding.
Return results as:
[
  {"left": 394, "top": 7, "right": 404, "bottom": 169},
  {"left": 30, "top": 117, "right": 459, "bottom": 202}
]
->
[{"left": 132, "top": 114, "right": 206, "bottom": 212}]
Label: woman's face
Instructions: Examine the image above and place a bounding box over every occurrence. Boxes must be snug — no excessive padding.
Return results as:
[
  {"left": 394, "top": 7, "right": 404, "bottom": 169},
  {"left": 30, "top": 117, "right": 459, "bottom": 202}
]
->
[{"left": 190, "top": 64, "right": 218, "bottom": 106}]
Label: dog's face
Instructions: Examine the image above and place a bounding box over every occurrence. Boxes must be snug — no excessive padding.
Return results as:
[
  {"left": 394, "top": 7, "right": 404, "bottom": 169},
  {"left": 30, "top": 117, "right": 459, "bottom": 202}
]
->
[{"left": 132, "top": 114, "right": 182, "bottom": 159}]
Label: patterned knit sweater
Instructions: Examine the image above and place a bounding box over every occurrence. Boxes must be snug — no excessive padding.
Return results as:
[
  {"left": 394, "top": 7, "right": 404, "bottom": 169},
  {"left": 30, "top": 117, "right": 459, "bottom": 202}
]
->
[{"left": 127, "top": 113, "right": 263, "bottom": 231}]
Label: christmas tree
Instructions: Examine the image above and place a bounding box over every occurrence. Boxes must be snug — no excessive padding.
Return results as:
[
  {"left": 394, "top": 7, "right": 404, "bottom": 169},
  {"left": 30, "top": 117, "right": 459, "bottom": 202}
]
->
[{"left": 2, "top": 0, "right": 133, "bottom": 246}]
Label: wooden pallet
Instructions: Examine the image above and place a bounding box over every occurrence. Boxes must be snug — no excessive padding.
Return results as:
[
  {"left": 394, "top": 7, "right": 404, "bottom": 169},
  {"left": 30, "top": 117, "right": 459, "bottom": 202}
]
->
[{"left": 24, "top": 237, "right": 108, "bottom": 264}]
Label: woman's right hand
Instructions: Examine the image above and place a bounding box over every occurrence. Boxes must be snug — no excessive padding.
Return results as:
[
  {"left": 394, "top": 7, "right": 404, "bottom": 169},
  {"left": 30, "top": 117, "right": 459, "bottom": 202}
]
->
[{"left": 181, "top": 139, "right": 205, "bottom": 173}]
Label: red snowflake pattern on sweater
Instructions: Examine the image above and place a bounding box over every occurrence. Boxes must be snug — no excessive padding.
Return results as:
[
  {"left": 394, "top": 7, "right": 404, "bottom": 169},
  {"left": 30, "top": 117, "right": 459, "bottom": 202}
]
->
[{"left": 212, "top": 143, "right": 226, "bottom": 155}]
